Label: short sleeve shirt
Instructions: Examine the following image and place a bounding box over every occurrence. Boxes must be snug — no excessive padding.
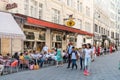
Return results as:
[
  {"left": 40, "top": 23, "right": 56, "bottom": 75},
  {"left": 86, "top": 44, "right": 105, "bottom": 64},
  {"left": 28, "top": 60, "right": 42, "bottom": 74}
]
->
[{"left": 84, "top": 48, "right": 92, "bottom": 58}]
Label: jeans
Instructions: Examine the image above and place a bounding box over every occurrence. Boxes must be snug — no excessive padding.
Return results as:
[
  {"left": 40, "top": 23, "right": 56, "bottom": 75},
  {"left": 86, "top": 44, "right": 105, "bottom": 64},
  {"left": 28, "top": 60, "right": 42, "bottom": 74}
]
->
[
  {"left": 80, "top": 57, "right": 84, "bottom": 69},
  {"left": 67, "top": 54, "right": 71, "bottom": 68},
  {"left": 84, "top": 57, "right": 91, "bottom": 72},
  {"left": 39, "top": 58, "right": 44, "bottom": 67},
  {"left": 72, "top": 59, "right": 77, "bottom": 69}
]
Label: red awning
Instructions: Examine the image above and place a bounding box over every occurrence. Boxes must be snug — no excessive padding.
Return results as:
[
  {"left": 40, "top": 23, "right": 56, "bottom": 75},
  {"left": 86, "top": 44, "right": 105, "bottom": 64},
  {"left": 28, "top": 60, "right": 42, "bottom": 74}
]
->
[
  {"left": 26, "top": 17, "right": 94, "bottom": 36},
  {"left": 14, "top": 13, "right": 93, "bottom": 36}
]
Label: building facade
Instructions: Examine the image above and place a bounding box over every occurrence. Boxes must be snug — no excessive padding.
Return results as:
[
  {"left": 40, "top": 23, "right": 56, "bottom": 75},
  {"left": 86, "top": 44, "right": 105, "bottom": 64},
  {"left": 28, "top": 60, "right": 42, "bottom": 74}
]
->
[
  {"left": 116, "top": 0, "right": 120, "bottom": 46},
  {"left": 94, "top": 0, "right": 120, "bottom": 47},
  {"left": 0, "top": 0, "right": 94, "bottom": 53}
]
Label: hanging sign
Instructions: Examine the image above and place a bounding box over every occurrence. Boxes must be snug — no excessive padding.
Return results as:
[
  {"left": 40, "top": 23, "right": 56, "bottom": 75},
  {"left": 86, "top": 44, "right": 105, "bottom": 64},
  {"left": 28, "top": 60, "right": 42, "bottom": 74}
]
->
[{"left": 66, "top": 20, "right": 75, "bottom": 27}]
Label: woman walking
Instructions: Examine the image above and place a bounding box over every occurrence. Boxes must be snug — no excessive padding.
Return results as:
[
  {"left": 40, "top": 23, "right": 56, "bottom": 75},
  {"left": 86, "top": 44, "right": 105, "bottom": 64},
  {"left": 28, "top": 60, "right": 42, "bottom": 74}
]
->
[
  {"left": 56, "top": 44, "right": 63, "bottom": 67},
  {"left": 79, "top": 44, "right": 86, "bottom": 70},
  {"left": 84, "top": 43, "right": 93, "bottom": 75}
]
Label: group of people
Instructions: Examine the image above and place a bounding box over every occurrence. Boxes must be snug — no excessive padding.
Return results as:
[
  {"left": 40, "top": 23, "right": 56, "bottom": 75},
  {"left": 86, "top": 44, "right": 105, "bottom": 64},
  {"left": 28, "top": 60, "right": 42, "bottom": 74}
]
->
[
  {"left": 1, "top": 43, "right": 110, "bottom": 76},
  {"left": 66, "top": 43, "right": 95, "bottom": 75},
  {"left": 0, "top": 44, "right": 68, "bottom": 75},
  {"left": 94, "top": 44, "right": 118, "bottom": 56}
]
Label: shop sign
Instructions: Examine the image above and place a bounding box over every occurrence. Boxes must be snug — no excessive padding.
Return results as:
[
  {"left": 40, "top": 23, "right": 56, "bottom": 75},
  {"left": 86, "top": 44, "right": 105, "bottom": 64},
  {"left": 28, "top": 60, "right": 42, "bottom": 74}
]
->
[
  {"left": 66, "top": 20, "right": 75, "bottom": 27},
  {"left": 6, "top": 3, "right": 17, "bottom": 10}
]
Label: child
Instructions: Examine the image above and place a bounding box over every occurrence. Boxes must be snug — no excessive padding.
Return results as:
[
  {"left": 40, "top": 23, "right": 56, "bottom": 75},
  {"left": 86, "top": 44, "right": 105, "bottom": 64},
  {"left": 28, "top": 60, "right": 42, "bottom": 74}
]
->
[
  {"left": 71, "top": 47, "right": 78, "bottom": 70},
  {"left": 62, "top": 50, "right": 68, "bottom": 63}
]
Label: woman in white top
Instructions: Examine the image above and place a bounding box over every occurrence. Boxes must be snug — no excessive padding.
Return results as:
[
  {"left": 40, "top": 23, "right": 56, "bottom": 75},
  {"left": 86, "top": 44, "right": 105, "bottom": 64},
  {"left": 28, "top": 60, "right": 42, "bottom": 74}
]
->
[{"left": 84, "top": 43, "right": 93, "bottom": 74}]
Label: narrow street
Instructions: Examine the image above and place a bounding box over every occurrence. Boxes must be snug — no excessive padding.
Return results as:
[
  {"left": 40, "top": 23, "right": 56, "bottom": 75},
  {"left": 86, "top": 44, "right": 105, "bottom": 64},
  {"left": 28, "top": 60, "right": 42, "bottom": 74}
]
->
[{"left": 1, "top": 51, "right": 120, "bottom": 80}]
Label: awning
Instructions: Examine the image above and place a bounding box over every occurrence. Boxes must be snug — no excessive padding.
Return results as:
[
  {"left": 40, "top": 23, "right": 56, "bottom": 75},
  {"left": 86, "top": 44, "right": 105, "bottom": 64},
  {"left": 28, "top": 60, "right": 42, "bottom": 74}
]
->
[
  {"left": 15, "top": 13, "right": 94, "bottom": 36},
  {"left": 27, "top": 17, "right": 93, "bottom": 36},
  {"left": 0, "top": 12, "right": 25, "bottom": 39}
]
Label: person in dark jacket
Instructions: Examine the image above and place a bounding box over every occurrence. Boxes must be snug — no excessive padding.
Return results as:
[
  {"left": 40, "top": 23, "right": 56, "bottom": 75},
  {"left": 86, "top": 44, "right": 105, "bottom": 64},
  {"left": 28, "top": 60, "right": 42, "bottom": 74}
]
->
[{"left": 13, "top": 52, "right": 19, "bottom": 60}]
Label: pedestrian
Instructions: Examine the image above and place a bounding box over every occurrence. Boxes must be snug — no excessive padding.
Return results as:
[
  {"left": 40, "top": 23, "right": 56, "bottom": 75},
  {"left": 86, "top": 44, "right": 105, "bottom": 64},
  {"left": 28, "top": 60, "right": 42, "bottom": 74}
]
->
[
  {"left": 79, "top": 44, "right": 86, "bottom": 70},
  {"left": 110, "top": 45, "right": 112, "bottom": 54},
  {"left": 115, "top": 45, "right": 118, "bottom": 51},
  {"left": 12, "top": 52, "right": 19, "bottom": 60},
  {"left": 84, "top": 43, "right": 93, "bottom": 75},
  {"left": 91, "top": 45, "right": 96, "bottom": 62},
  {"left": 97, "top": 46, "right": 100, "bottom": 56},
  {"left": 42, "top": 44, "right": 49, "bottom": 53},
  {"left": 56, "top": 44, "right": 63, "bottom": 67},
  {"left": 71, "top": 46, "right": 78, "bottom": 70},
  {"left": 62, "top": 50, "right": 68, "bottom": 63},
  {"left": 67, "top": 43, "right": 73, "bottom": 68}
]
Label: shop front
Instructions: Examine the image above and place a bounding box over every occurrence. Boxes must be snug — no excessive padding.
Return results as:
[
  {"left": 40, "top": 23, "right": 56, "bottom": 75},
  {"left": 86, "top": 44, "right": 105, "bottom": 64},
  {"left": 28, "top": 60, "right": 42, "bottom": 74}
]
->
[
  {"left": 101, "top": 35, "right": 110, "bottom": 47},
  {"left": 94, "top": 33, "right": 102, "bottom": 46},
  {"left": 14, "top": 14, "right": 93, "bottom": 51},
  {"left": 23, "top": 25, "right": 46, "bottom": 51}
]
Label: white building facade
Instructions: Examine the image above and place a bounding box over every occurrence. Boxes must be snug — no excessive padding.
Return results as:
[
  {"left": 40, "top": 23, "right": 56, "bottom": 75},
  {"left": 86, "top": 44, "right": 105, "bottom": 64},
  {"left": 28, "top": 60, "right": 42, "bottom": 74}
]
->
[
  {"left": 94, "top": 0, "right": 120, "bottom": 47},
  {"left": 0, "top": 0, "right": 94, "bottom": 48}
]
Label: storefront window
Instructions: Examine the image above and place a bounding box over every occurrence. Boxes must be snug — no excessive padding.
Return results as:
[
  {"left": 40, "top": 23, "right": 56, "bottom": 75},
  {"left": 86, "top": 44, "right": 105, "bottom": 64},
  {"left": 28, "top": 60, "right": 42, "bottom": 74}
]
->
[
  {"left": 24, "top": 41, "right": 34, "bottom": 50},
  {"left": 36, "top": 42, "right": 45, "bottom": 51},
  {"left": 69, "top": 37, "right": 74, "bottom": 42},
  {"left": 52, "top": 42, "right": 62, "bottom": 48},
  {"left": 39, "top": 32, "right": 45, "bottom": 40},
  {"left": 56, "top": 35, "right": 62, "bottom": 41},
  {"left": 24, "top": 31, "right": 35, "bottom": 40}
]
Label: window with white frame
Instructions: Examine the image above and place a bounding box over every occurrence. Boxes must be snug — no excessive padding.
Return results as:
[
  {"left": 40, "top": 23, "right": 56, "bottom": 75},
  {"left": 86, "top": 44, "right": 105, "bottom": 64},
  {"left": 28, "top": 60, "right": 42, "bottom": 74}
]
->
[
  {"left": 67, "top": 0, "right": 72, "bottom": 7},
  {"left": 101, "top": 27, "right": 103, "bottom": 34},
  {"left": 110, "top": 12, "right": 115, "bottom": 20},
  {"left": 94, "top": 24, "right": 98, "bottom": 32},
  {"left": 30, "top": 0, "right": 37, "bottom": 17},
  {"left": 77, "top": 0, "right": 82, "bottom": 12},
  {"left": 85, "top": 22, "right": 91, "bottom": 32},
  {"left": 78, "top": 19, "right": 82, "bottom": 29},
  {"left": 39, "top": 3, "right": 43, "bottom": 19},
  {"left": 99, "top": 26, "right": 101, "bottom": 33},
  {"left": 51, "top": 8, "right": 60, "bottom": 24},
  {"left": 24, "top": 0, "right": 29, "bottom": 15},
  {"left": 111, "top": 2, "right": 115, "bottom": 11},
  {"left": 118, "top": 17, "right": 120, "bottom": 21},
  {"left": 86, "top": 6, "right": 90, "bottom": 17},
  {"left": 30, "top": 6, "right": 34, "bottom": 17}
]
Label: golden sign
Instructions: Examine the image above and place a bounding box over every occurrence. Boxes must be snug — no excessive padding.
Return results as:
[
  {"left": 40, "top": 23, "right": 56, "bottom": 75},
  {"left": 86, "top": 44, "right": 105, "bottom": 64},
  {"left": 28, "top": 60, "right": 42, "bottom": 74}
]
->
[{"left": 66, "top": 20, "right": 75, "bottom": 27}]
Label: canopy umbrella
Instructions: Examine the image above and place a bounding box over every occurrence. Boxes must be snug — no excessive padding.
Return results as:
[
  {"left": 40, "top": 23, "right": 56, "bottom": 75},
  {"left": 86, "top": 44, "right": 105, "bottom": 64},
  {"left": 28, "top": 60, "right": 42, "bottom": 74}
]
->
[
  {"left": 0, "top": 12, "right": 25, "bottom": 39},
  {"left": 0, "top": 12, "right": 25, "bottom": 55}
]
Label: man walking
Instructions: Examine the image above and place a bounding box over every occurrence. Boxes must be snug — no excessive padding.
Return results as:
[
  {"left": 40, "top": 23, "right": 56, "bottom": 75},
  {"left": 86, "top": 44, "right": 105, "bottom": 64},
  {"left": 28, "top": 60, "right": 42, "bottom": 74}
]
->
[{"left": 67, "top": 43, "right": 73, "bottom": 68}]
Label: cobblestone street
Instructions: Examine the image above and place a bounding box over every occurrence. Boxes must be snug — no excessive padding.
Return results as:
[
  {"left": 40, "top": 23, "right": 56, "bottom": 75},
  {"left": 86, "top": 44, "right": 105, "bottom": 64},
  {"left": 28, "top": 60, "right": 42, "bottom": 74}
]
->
[{"left": 1, "top": 51, "right": 120, "bottom": 80}]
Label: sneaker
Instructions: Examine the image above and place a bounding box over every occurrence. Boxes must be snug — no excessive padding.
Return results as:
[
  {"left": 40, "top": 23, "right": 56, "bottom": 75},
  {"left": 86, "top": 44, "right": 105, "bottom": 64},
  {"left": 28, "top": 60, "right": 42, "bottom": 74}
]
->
[
  {"left": 83, "top": 70, "right": 87, "bottom": 75},
  {"left": 84, "top": 70, "right": 90, "bottom": 76},
  {"left": 86, "top": 70, "right": 90, "bottom": 76}
]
